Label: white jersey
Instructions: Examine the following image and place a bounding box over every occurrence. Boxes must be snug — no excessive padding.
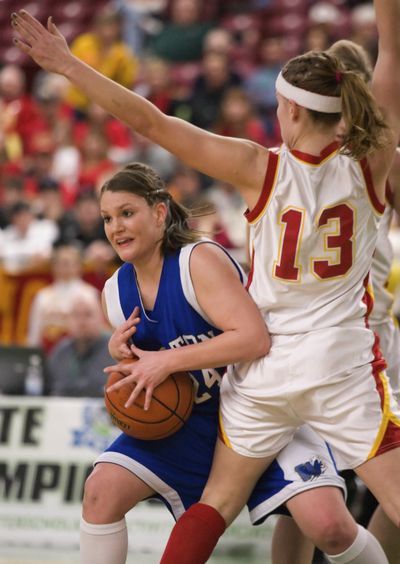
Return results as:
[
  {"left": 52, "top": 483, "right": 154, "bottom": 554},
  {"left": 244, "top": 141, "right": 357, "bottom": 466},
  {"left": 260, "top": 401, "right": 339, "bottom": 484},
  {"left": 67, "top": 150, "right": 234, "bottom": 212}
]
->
[
  {"left": 246, "top": 143, "right": 384, "bottom": 335},
  {"left": 369, "top": 184, "right": 400, "bottom": 397},
  {"left": 370, "top": 184, "right": 395, "bottom": 325}
]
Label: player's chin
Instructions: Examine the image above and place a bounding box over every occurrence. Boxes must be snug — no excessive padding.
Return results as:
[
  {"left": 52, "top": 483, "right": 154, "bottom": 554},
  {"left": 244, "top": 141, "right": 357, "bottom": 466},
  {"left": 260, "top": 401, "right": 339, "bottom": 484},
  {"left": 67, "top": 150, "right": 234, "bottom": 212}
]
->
[{"left": 115, "top": 245, "right": 136, "bottom": 262}]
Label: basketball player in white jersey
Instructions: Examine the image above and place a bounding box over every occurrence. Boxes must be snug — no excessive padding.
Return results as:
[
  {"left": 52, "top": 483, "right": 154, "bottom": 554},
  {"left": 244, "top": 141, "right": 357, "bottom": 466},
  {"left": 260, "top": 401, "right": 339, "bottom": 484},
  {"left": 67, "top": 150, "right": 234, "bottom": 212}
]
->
[
  {"left": 271, "top": 40, "right": 400, "bottom": 564},
  {"left": 11, "top": 2, "right": 400, "bottom": 562}
]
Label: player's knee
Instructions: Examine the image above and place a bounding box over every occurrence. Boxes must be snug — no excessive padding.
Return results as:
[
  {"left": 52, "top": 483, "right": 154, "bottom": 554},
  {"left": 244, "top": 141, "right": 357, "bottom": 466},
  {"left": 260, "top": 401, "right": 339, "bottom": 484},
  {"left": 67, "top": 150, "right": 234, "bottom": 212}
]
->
[
  {"left": 82, "top": 471, "right": 104, "bottom": 515},
  {"left": 200, "top": 489, "right": 243, "bottom": 527},
  {"left": 310, "top": 516, "right": 356, "bottom": 554},
  {"left": 82, "top": 470, "right": 125, "bottom": 522}
]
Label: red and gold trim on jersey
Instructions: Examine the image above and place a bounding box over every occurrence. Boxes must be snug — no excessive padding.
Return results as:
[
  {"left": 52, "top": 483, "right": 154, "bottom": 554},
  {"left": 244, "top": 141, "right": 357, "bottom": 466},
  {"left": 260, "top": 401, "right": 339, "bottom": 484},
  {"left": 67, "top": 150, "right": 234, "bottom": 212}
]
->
[
  {"left": 386, "top": 180, "right": 394, "bottom": 208},
  {"left": 218, "top": 411, "right": 232, "bottom": 449},
  {"left": 359, "top": 276, "right": 400, "bottom": 459},
  {"left": 245, "top": 150, "right": 280, "bottom": 224},
  {"left": 360, "top": 158, "right": 385, "bottom": 216},
  {"left": 368, "top": 366, "right": 400, "bottom": 460},
  {"left": 289, "top": 141, "right": 339, "bottom": 166},
  {"left": 365, "top": 324, "right": 400, "bottom": 459}
]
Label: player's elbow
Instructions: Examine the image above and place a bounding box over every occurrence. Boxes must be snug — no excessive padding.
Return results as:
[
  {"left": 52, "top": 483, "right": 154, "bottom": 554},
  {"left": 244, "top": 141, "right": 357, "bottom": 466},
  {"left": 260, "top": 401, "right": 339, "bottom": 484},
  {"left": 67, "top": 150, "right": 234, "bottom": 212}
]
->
[
  {"left": 244, "top": 325, "right": 270, "bottom": 360},
  {"left": 255, "top": 331, "right": 271, "bottom": 358}
]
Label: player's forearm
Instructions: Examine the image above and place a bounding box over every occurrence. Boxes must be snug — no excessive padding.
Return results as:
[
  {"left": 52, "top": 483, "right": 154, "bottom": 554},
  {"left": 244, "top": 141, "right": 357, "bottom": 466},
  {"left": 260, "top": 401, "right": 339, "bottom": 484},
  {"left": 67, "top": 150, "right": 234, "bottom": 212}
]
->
[
  {"left": 64, "top": 56, "right": 163, "bottom": 139},
  {"left": 160, "top": 329, "right": 270, "bottom": 374},
  {"left": 374, "top": 0, "right": 400, "bottom": 53}
]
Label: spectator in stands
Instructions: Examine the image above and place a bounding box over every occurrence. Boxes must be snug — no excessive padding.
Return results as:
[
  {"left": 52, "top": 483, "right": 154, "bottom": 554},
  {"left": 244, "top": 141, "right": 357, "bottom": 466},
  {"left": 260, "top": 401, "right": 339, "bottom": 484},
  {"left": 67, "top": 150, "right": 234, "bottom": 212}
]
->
[
  {"left": 73, "top": 103, "right": 134, "bottom": 167},
  {"left": 0, "top": 173, "right": 24, "bottom": 229},
  {"left": 47, "top": 290, "right": 111, "bottom": 397},
  {"left": 304, "top": 23, "right": 332, "bottom": 52},
  {"left": 166, "top": 165, "right": 203, "bottom": 207},
  {"left": 0, "top": 201, "right": 58, "bottom": 273},
  {"left": 205, "top": 179, "right": 247, "bottom": 262},
  {"left": 27, "top": 244, "right": 100, "bottom": 353},
  {"left": 350, "top": 3, "right": 378, "bottom": 62},
  {"left": 33, "top": 179, "right": 80, "bottom": 245},
  {"left": 56, "top": 191, "right": 117, "bottom": 272},
  {"left": 33, "top": 71, "right": 73, "bottom": 140},
  {"left": 203, "top": 28, "right": 234, "bottom": 57},
  {"left": 65, "top": 6, "right": 138, "bottom": 117},
  {"left": 135, "top": 56, "right": 176, "bottom": 114},
  {"left": 23, "top": 130, "right": 63, "bottom": 201},
  {"left": 32, "top": 72, "right": 79, "bottom": 204},
  {"left": 130, "top": 133, "right": 179, "bottom": 181},
  {"left": 165, "top": 166, "right": 236, "bottom": 250},
  {"left": 149, "top": 0, "right": 215, "bottom": 62},
  {"left": 188, "top": 51, "right": 242, "bottom": 129},
  {"left": 308, "top": 1, "right": 340, "bottom": 45},
  {"left": 213, "top": 87, "right": 269, "bottom": 146},
  {"left": 113, "top": 0, "right": 167, "bottom": 55},
  {"left": 244, "top": 36, "right": 285, "bottom": 144},
  {"left": 77, "top": 129, "right": 116, "bottom": 190},
  {"left": 57, "top": 190, "right": 105, "bottom": 246},
  {"left": 0, "top": 64, "right": 43, "bottom": 158}
]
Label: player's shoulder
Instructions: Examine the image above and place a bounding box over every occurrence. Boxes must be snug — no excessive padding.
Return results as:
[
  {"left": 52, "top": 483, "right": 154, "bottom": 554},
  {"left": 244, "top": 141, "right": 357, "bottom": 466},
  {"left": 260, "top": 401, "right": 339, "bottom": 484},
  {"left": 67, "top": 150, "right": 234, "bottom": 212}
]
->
[
  {"left": 188, "top": 241, "right": 243, "bottom": 282},
  {"left": 188, "top": 240, "right": 233, "bottom": 265}
]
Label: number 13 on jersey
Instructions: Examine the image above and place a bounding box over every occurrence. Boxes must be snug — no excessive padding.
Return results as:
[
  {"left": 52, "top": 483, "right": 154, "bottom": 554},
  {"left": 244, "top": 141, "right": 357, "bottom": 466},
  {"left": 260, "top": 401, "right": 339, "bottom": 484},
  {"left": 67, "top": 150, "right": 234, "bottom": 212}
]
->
[{"left": 273, "top": 203, "right": 355, "bottom": 282}]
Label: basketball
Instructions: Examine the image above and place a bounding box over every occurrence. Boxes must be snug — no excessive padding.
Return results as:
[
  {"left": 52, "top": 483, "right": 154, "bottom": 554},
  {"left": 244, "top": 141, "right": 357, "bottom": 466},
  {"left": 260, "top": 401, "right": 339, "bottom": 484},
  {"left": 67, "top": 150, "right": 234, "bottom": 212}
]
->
[{"left": 104, "top": 358, "right": 194, "bottom": 440}]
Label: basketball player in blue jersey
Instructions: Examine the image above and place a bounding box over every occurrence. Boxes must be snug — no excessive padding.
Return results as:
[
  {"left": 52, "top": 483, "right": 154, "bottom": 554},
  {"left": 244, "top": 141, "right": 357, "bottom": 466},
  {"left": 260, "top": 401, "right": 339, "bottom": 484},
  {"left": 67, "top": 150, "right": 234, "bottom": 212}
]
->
[
  {"left": 79, "top": 161, "right": 348, "bottom": 564},
  {"left": 11, "top": 1, "right": 400, "bottom": 562}
]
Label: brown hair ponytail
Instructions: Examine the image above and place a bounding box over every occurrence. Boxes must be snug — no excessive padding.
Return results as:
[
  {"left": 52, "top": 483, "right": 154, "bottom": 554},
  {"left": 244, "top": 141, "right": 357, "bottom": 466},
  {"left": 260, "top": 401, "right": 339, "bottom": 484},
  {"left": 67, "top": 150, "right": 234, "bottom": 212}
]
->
[{"left": 282, "top": 50, "right": 389, "bottom": 160}]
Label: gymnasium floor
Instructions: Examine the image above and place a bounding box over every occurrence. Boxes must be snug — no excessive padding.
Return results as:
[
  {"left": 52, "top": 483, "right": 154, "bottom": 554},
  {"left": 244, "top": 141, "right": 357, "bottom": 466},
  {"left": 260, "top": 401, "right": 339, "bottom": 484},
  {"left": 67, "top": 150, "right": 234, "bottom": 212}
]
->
[
  {"left": 0, "top": 547, "right": 270, "bottom": 564},
  {"left": 0, "top": 517, "right": 275, "bottom": 564}
]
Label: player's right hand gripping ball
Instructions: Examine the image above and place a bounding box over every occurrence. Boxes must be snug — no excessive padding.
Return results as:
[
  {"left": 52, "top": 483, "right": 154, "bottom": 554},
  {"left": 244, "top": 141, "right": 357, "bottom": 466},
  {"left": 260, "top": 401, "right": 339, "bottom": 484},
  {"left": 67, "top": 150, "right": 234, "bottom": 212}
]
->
[{"left": 104, "top": 358, "right": 194, "bottom": 440}]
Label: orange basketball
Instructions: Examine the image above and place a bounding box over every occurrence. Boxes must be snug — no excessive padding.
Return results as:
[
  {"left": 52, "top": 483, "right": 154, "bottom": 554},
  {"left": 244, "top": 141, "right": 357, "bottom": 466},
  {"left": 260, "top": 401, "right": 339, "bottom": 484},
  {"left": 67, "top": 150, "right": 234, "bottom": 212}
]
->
[{"left": 104, "top": 359, "right": 194, "bottom": 440}]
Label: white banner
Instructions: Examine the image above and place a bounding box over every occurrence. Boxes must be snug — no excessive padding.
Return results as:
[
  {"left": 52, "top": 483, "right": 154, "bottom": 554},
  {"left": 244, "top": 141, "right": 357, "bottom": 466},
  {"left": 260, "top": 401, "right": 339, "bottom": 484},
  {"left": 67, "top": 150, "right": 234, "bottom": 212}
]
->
[{"left": 0, "top": 396, "right": 270, "bottom": 555}]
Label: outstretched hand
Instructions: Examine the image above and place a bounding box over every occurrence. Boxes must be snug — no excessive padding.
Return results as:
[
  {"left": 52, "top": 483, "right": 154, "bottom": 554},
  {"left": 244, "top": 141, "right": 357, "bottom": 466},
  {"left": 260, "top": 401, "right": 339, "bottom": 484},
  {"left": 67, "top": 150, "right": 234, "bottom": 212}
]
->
[
  {"left": 11, "top": 10, "right": 72, "bottom": 75},
  {"left": 104, "top": 345, "right": 173, "bottom": 411}
]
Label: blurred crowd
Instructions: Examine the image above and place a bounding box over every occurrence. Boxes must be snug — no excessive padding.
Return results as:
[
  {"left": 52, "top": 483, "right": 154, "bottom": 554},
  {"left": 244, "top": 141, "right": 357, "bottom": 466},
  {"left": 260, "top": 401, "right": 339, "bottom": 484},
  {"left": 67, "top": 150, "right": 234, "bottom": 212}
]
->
[{"left": 2, "top": 0, "right": 400, "bottom": 395}]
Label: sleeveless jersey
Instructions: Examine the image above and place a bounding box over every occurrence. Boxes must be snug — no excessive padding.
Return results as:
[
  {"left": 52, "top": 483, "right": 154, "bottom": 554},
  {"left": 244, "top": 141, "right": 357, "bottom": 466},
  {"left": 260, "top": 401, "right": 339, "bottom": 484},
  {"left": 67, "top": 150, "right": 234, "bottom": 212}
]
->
[
  {"left": 370, "top": 183, "right": 395, "bottom": 325},
  {"left": 104, "top": 241, "right": 244, "bottom": 414},
  {"left": 246, "top": 143, "right": 384, "bottom": 335}
]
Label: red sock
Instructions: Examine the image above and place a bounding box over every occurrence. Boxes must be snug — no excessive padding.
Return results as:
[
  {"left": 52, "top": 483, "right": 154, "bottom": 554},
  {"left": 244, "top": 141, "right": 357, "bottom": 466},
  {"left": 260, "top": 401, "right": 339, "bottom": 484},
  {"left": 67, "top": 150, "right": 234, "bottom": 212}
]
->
[{"left": 160, "top": 503, "right": 226, "bottom": 564}]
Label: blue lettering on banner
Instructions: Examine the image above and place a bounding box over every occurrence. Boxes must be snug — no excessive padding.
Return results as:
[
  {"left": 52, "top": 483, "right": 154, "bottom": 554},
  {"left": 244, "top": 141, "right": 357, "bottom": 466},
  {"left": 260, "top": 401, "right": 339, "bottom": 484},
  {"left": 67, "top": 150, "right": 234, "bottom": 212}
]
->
[{"left": 71, "top": 405, "right": 119, "bottom": 452}]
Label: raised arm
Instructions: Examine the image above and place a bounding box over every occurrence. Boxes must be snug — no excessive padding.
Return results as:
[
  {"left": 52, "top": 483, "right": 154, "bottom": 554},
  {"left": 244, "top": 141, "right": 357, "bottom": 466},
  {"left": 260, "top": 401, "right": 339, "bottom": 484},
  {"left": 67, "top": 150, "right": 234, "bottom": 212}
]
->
[
  {"left": 370, "top": 0, "right": 400, "bottom": 184},
  {"left": 389, "top": 148, "right": 400, "bottom": 215},
  {"left": 11, "top": 10, "right": 267, "bottom": 207}
]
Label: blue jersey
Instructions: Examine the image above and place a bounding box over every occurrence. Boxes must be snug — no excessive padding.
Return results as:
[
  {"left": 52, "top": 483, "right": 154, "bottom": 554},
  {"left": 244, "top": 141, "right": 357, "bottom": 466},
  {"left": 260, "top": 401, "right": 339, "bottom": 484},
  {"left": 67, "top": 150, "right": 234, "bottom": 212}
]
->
[
  {"left": 113, "top": 244, "right": 237, "bottom": 415},
  {"left": 98, "top": 241, "right": 345, "bottom": 523}
]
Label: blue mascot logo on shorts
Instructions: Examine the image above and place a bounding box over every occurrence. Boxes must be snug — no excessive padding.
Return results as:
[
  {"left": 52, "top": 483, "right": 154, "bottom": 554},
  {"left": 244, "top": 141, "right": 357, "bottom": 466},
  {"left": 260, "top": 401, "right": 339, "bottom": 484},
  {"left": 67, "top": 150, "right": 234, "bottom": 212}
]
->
[{"left": 295, "top": 457, "right": 326, "bottom": 482}]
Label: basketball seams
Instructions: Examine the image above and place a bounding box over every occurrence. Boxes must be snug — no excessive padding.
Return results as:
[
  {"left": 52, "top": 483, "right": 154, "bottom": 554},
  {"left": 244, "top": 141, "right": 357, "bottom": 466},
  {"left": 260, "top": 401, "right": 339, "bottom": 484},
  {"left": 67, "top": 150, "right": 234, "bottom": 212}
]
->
[{"left": 104, "top": 369, "right": 194, "bottom": 439}]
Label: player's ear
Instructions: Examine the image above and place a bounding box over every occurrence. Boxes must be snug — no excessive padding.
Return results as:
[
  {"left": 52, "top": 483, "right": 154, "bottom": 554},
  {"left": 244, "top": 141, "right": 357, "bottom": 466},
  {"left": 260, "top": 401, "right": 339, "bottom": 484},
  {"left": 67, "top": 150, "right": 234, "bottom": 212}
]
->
[
  {"left": 289, "top": 100, "right": 301, "bottom": 121},
  {"left": 154, "top": 201, "right": 168, "bottom": 226}
]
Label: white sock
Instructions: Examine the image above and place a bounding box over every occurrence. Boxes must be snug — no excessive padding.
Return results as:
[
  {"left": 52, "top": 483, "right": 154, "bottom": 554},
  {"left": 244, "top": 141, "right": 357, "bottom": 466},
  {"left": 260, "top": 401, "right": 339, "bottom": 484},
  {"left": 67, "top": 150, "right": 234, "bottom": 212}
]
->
[
  {"left": 326, "top": 524, "right": 388, "bottom": 563},
  {"left": 80, "top": 517, "right": 128, "bottom": 564}
]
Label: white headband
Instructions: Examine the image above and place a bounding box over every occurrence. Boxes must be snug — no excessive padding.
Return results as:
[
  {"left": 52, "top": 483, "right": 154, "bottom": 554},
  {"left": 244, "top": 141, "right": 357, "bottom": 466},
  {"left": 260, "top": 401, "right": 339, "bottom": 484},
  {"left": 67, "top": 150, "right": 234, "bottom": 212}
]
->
[{"left": 275, "top": 72, "right": 342, "bottom": 113}]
